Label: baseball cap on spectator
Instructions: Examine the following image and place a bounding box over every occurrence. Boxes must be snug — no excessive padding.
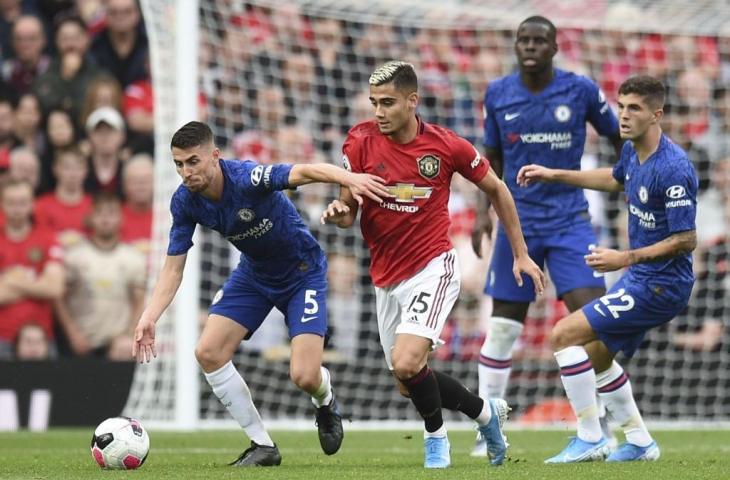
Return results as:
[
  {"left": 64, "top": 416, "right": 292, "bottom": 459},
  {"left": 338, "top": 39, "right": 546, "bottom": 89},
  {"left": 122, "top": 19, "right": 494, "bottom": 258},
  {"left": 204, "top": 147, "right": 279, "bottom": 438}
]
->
[{"left": 86, "top": 106, "right": 125, "bottom": 133}]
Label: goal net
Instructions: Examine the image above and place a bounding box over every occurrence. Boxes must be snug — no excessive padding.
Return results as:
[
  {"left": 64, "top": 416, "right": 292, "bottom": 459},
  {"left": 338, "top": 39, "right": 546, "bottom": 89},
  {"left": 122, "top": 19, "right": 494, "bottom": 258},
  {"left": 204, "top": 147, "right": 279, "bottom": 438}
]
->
[{"left": 126, "top": 0, "right": 730, "bottom": 428}]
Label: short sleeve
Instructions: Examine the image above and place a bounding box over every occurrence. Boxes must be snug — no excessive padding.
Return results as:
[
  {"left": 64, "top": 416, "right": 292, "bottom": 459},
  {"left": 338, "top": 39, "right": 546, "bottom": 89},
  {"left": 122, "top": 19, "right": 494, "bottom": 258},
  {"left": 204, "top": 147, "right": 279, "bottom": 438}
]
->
[
  {"left": 451, "top": 135, "right": 490, "bottom": 183},
  {"left": 342, "top": 134, "right": 363, "bottom": 173},
  {"left": 483, "top": 86, "right": 501, "bottom": 150},
  {"left": 583, "top": 78, "right": 619, "bottom": 137},
  {"left": 244, "top": 161, "right": 294, "bottom": 192},
  {"left": 612, "top": 143, "right": 631, "bottom": 184},
  {"left": 662, "top": 162, "right": 698, "bottom": 234},
  {"left": 167, "top": 192, "right": 195, "bottom": 256}
]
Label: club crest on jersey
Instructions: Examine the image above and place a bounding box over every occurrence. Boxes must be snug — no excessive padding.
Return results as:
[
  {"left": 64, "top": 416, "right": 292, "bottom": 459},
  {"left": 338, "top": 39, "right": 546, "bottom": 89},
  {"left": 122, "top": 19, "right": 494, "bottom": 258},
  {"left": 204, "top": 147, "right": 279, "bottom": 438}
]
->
[
  {"left": 237, "top": 208, "right": 255, "bottom": 222},
  {"left": 417, "top": 154, "right": 441, "bottom": 179},
  {"left": 639, "top": 186, "right": 649, "bottom": 204},
  {"left": 554, "top": 105, "right": 571, "bottom": 122}
]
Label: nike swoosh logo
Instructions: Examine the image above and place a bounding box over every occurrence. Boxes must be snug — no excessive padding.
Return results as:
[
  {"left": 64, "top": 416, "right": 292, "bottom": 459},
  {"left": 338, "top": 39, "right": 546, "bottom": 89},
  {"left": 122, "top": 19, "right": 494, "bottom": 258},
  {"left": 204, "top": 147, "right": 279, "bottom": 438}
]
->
[
  {"left": 593, "top": 304, "right": 606, "bottom": 317},
  {"left": 504, "top": 112, "right": 520, "bottom": 121},
  {"left": 301, "top": 316, "right": 317, "bottom": 323}
]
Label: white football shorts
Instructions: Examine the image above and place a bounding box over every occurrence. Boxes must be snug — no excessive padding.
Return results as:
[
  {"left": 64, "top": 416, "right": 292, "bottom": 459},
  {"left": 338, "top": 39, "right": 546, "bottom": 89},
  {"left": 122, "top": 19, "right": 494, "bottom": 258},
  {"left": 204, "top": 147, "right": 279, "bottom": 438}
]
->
[{"left": 374, "top": 249, "right": 461, "bottom": 370}]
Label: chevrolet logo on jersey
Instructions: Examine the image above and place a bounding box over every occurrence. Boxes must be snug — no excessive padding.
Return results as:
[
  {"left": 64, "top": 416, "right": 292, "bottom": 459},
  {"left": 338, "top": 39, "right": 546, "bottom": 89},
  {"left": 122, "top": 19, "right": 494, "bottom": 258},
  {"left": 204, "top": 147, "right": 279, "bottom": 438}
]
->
[{"left": 387, "top": 183, "right": 433, "bottom": 203}]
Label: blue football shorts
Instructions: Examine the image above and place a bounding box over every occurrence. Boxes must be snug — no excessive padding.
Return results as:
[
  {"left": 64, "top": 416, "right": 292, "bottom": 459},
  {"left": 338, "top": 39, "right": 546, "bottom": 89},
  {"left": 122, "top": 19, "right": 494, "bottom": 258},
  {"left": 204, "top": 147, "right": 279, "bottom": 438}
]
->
[
  {"left": 583, "top": 273, "right": 692, "bottom": 357},
  {"left": 209, "top": 254, "right": 328, "bottom": 339},
  {"left": 485, "top": 219, "right": 605, "bottom": 302}
]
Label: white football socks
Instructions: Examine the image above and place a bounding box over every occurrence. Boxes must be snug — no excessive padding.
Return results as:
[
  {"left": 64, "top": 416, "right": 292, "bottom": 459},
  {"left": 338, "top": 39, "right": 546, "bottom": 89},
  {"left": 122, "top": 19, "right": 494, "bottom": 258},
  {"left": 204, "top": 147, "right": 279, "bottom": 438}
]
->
[
  {"left": 311, "top": 366, "right": 334, "bottom": 408},
  {"left": 596, "top": 361, "right": 652, "bottom": 447},
  {"left": 555, "top": 346, "right": 602, "bottom": 443},
  {"left": 478, "top": 316, "right": 523, "bottom": 399},
  {"left": 204, "top": 361, "right": 274, "bottom": 447}
]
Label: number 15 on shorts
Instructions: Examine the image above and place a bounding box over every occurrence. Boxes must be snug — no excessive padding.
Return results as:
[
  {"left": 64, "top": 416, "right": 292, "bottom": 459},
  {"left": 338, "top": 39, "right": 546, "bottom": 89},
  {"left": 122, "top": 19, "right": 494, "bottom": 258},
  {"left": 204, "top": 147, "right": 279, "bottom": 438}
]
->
[{"left": 407, "top": 291, "right": 432, "bottom": 314}]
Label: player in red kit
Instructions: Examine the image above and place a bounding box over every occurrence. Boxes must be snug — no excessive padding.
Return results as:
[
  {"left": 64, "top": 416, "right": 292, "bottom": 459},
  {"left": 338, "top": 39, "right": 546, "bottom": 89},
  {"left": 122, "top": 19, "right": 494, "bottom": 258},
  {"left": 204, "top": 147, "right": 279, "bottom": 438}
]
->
[{"left": 321, "top": 61, "right": 545, "bottom": 469}]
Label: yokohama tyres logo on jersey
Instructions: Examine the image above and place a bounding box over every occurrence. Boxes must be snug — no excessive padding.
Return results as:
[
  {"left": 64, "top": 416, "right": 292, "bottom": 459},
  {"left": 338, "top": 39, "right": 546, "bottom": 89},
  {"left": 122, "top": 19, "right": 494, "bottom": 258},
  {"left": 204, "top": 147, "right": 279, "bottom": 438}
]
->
[{"left": 519, "top": 132, "right": 572, "bottom": 150}]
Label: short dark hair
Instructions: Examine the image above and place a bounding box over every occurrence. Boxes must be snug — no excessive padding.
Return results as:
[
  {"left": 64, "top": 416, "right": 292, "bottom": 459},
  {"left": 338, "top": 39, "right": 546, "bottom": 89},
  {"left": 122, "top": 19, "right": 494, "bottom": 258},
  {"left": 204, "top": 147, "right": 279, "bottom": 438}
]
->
[
  {"left": 53, "top": 146, "right": 86, "bottom": 165},
  {"left": 518, "top": 15, "right": 557, "bottom": 42},
  {"left": 618, "top": 75, "right": 666, "bottom": 110},
  {"left": 369, "top": 61, "right": 418, "bottom": 93},
  {"left": 92, "top": 191, "right": 121, "bottom": 211},
  {"left": 170, "top": 121, "right": 214, "bottom": 150},
  {"left": 53, "top": 12, "right": 86, "bottom": 36}
]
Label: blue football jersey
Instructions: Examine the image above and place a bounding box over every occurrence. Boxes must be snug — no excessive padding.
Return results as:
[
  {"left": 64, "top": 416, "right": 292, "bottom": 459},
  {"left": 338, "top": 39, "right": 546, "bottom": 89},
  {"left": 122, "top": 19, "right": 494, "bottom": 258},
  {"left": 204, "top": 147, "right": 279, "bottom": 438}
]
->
[
  {"left": 612, "top": 135, "right": 698, "bottom": 284},
  {"left": 484, "top": 69, "right": 619, "bottom": 234},
  {"left": 167, "top": 159, "right": 322, "bottom": 282}
]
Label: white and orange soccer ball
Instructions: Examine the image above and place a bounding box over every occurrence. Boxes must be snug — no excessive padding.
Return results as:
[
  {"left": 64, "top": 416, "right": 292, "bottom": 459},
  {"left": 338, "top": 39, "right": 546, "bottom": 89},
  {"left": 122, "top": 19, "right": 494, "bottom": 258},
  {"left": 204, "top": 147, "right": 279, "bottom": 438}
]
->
[{"left": 90, "top": 417, "right": 150, "bottom": 469}]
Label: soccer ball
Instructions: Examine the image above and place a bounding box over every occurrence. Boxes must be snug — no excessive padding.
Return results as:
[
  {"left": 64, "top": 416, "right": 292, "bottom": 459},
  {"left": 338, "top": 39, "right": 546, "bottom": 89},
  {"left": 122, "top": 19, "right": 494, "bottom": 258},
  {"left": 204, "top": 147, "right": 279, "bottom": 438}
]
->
[{"left": 90, "top": 416, "right": 150, "bottom": 469}]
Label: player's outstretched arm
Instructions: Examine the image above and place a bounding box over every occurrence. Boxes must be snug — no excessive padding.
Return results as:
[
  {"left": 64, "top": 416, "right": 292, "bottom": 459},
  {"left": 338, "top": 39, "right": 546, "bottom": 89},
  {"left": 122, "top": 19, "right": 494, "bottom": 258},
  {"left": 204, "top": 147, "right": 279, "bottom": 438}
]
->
[
  {"left": 321, "top": 186, "right": 359, "bottom": 228},
  {"left": 471, "top": 146, "right": 502, "bottom": 257},
  {"left": 517, "top": 164, "right": 623, "bottom": 192},
  {"left": 133, "top": 253, "right": 187, "bottom": 363},
  {"left": 476, "top": 169, "right": 546, "bottom": 294},
  {"left": 586, "top": 230, "right": 697, "bottom": 272},
  {"left": 288, "top": 163, "right": 391, "bottom": 205}
]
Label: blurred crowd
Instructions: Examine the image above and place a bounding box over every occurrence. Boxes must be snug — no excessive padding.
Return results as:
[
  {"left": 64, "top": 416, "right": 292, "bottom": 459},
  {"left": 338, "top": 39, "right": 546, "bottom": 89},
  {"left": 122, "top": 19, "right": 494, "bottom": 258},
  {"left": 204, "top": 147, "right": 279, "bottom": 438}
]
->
[
  {"left": 1, "top": 0, "right": 153, "bottom": 361},
  {"left": 1, "top": 0, "right": 727, "bottom": 363}
]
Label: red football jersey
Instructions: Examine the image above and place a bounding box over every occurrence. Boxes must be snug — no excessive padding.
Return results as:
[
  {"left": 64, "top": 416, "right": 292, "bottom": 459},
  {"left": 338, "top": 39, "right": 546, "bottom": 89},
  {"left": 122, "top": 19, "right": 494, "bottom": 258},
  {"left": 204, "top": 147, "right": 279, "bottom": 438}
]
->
[
  {"left": 34, "top": 193, "right": 93, "bottom": 235},
  {"left": 0, "top": 226, "right": 63, "bottom": 342},
  {"left": 343, "top": 119, "right": 490, "bottom": 287}
]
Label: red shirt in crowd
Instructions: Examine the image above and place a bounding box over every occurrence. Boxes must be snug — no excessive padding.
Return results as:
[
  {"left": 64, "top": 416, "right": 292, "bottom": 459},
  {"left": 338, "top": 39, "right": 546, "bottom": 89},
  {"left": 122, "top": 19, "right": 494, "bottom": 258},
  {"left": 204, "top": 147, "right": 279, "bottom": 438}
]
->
[
  {"left": 343, "top": 119, "right": 489, "bottom": 287},
  {"left": 34, "top": 193, "right": 93, "bottom": 236},
  {"left": 0, "top": 226, "right": 63, "bottom": 342}
]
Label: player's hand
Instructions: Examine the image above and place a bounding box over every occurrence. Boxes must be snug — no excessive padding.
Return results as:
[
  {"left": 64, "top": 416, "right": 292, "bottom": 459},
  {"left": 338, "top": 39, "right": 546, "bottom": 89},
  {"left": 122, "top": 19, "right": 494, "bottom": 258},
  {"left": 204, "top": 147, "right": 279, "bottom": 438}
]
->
[
  {"left": 132, "top": 314, "right": 157, "bottom": 363},
  {"left": 471, "top": 214, "right": 493, "bottom": 258},
  {"left": 517, "top": 164, "right": 555, "bottom": 187},
  {"left": 343, "top": 173, "right": 392, "bottom": 205},
  {"left": 584, "top": 246, "right": 629, "bottom": 272},
  {"left": 320, "top": 199, "right": 351, "bottom": 225},
  {"left": 513, "top": 255, "right": 546, "bottom": 295}
]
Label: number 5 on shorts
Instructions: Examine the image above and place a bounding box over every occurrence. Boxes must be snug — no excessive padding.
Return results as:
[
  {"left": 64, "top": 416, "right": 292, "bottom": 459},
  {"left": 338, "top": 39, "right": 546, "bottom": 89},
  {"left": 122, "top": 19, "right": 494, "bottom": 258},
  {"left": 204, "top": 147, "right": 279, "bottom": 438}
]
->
[{"left": 407, "top": 292, "right": 432, "bottom": 314}]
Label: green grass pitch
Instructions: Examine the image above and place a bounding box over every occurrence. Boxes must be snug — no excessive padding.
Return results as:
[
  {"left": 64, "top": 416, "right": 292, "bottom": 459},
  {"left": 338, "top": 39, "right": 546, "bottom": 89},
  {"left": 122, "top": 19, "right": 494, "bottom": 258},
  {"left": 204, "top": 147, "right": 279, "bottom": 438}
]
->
[{"left": 2, "top": 429, "right": 729, "bottom": 479}]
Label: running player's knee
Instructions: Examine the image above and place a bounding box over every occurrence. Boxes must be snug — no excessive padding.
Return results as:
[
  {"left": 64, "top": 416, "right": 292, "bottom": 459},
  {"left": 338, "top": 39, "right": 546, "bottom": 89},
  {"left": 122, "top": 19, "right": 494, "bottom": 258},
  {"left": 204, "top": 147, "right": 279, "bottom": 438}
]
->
[
  {"left": 289, "top": 365, "right": 319, "bottom": 392},
  {"left": 550, "top": 323, "right": 573, "bottom": 352},
  {"left": 391, "top": 355, "right": 423, "bottom": 382},
  {"left": 195, "top": 343, "right": 226, "bottom": 372}
]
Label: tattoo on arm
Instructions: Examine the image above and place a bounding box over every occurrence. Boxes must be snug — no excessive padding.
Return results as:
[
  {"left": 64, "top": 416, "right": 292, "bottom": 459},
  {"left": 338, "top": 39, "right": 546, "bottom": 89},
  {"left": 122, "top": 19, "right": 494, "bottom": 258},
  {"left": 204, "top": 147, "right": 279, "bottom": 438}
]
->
[{"left": 627, "top": 230, "right": 697, "bottom": 264}]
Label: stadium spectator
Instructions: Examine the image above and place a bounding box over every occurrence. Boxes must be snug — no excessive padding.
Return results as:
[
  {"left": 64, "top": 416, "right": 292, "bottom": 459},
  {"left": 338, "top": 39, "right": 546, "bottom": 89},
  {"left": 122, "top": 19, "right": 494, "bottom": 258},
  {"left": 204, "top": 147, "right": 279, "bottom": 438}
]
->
[
  {"left": 84, "top": 106, "right": 127, "bottom": 197},
  {"left": 8, "top": 146, "right": 41, "bottom": 192},
  {"left": 14, "top": 322, "right": 53, "bottom": 360},
  {"left": 0, "top": 96, "right": 20, "bottom": 171},
  {"left": 39, "top": 108, "right": 78, "bottom": 191},
  {"left": 55, "top": 193, "right": 145, "bottom": 358},
  {"left": 79, "top": 74, "right": 123, "bottom": 132},
  {"left": 696, "top": 156, "right": 730, "bottom": 245},
  {"left": 89, "top": 0, "right": 149, "bottom": 88},
  {"left": 13, "top": 93, "right": 44, "bottom": 156},
  {"left": 0, "top": 179, "right": 64, "bottom": 358},
  {"left": 120, "top": 152, "right": 153, "bottom": 251},
  {"left": 1, "top": 15, "right": 49, "bottom": 95},
  {"left": 34, "top": 147, "right": 92, "bottom": 248},
  {"left": 32, "top": 14, "right": 104, "bottom": 122}
]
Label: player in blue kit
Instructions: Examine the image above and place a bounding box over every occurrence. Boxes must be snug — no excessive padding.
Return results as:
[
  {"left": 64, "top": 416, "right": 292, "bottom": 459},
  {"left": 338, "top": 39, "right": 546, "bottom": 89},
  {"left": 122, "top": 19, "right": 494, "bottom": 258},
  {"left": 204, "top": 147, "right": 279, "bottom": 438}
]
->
[
  {"left": 471, "top": 15, "right": 624, "bottom": 455},
  {"left": 131, "top": 121, "right": 391, "bottom": 466},
  {"left": 518, "top": 76, "right": 698, "bottom": 463}
]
